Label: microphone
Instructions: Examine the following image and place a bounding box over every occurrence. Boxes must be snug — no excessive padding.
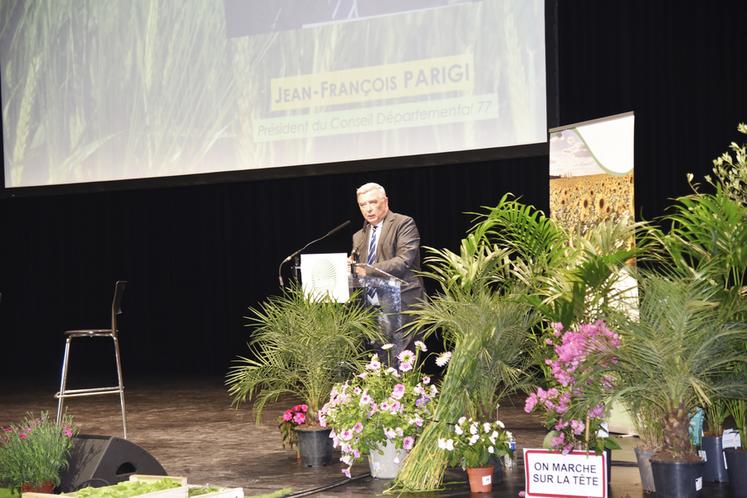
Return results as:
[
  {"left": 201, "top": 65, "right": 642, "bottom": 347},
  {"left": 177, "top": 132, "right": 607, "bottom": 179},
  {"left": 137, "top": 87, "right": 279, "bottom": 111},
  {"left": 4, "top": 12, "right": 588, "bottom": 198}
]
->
[
  {"left": 351, "top": 249, "right": 360, "bottom": 276},
  {"left": 278, "top": 220, "right": 351, "bottom": 287}
]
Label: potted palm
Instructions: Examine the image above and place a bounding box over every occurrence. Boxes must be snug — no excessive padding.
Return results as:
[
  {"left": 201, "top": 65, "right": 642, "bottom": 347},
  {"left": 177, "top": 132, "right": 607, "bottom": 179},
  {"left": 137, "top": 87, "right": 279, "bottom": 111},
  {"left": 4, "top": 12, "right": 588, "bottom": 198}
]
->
[
  {"left": 604, "top": 274, "right": 747, "bottom": 498},
  {"left": 0, "top": 412, "right": 78, "bottom": 493},
  {"left": 226, "top": 283, "right": 381, "bottom": 467}
]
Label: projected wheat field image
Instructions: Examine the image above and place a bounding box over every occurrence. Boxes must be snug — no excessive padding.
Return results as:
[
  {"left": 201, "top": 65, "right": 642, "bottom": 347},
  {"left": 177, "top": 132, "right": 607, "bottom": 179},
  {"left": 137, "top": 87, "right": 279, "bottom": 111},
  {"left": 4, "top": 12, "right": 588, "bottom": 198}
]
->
[{"left": 1, "top": 0, "right": 545, "bottom": 187}]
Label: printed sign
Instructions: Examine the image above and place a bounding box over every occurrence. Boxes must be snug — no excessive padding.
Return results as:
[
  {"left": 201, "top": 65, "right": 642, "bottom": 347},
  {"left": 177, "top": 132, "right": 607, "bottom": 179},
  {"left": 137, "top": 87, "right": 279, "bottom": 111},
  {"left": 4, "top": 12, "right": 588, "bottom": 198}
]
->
[{"left": 524, "top": 449, "right": 607, "bottom": 498}]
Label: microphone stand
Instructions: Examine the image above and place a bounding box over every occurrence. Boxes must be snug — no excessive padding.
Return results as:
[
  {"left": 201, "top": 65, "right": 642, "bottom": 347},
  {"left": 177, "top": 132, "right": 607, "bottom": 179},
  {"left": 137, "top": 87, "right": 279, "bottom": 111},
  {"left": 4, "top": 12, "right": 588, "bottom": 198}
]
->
[{"left": 278, "top": 220, "right": 351, "bottom": 287}]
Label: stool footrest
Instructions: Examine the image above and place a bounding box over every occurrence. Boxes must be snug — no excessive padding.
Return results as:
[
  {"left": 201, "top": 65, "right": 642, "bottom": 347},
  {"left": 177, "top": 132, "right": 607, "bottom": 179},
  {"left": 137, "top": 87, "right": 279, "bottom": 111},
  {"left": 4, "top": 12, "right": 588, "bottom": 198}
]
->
[{"left": 55, "top": 386, "right": 123, "bottom": 398}]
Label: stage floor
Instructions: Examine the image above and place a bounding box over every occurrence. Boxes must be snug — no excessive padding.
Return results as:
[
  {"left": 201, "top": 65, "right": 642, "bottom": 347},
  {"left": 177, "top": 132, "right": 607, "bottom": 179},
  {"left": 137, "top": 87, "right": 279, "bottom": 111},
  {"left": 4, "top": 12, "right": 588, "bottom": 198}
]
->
[{"left": 0, "top": 376, "right": 735, "bottom": 497}]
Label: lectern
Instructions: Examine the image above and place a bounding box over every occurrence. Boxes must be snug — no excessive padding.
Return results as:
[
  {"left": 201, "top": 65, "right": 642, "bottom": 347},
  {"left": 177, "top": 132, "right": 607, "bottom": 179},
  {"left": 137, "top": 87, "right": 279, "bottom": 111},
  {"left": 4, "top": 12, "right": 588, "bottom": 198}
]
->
[{"left": 349, "top": 264, "right": 405, "bottom": 342}]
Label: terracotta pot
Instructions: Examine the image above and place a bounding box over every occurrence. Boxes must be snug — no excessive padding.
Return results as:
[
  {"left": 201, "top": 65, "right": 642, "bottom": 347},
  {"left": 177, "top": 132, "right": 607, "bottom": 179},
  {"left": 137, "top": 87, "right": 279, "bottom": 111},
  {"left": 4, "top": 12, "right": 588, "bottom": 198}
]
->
[
  {"left": 20, "top": 480, "right": 55, "bottom": 495},
  {"left": 466, "top": 465, "right": 494, "bottom": 493}
]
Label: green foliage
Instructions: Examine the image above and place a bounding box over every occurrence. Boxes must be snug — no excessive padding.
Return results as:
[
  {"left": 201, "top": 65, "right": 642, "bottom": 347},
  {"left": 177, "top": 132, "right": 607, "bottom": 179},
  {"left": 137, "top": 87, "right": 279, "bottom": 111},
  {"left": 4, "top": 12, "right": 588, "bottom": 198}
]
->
[
  {"left": 440, "top": 417, "right": 511, "bottom": 469},
  {"left": 226, "top": 284, "right": 381, "bottom": 424},
  {"left": 703, "top": 400, "right": 730, "bottom": 436},
  {"left": 645, "top": 188, "right": 747, "bottom": 316},
  {"left": 188, "top": 487, "right": 220, "bottom": 497},
  {"left": 606, "top": 275, "right": 747, "bottom": 459},
  {"left": 708, "top": 123, "right": 747, "bottom": 207},
  {"left": 0, "top": 412, "right": 77, "bottom": 490},
  {"left": 74, "top": 478, "right": 181, "bottom": 498},
  {"left": 726, "top": 399, "right": 747, "bottom": 449}
]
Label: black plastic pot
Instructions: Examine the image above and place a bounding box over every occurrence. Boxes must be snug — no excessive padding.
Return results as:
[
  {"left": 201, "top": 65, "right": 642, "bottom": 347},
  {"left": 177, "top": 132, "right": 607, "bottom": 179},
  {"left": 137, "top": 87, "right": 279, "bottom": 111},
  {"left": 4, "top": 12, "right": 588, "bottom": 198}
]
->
[
  {"left": 701, "top": 435, "right": 728, "bottom": 482},
  {"left": 724, "top": 448, "right": 747, "bottom": 497},
  {"left": 650, "top": 458, "right": 704, "bottom": 498},
  {"left": 634, "top": 446, "right": 656, "bottom": 493},
  {"left": 296, "top": 427, "right": 333, "bottom": 467}
]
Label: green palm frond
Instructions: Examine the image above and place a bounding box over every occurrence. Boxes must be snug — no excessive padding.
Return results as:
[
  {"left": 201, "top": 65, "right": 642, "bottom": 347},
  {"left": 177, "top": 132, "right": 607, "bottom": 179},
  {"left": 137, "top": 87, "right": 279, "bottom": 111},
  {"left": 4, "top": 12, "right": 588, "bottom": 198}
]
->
[
  {"left": 604, "top": 274, "right": 747, "bottom": 458},
  {"left": 226, "top": 284, "right": 380, "bottom": 424}
]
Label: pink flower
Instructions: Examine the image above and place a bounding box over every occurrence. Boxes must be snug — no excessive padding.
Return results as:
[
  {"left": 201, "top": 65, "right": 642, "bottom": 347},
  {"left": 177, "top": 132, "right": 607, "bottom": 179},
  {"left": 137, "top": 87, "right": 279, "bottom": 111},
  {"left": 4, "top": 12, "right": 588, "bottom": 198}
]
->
[
  {"left": 342, "top": 467, "right": 351, "bottom": 478},
  {"left": 524, "top": 393, "right": 538, "bottom": 413},
  {"left": 399, "top": 362, "right": 413, "bottom": 372},
  {"left": 19, "top": 432, "right": 27, "bottom": 439},
  {"left": 353, "top": 422, "right": 364, "bottom": 433},
  {"left": 293, "top": 412, "right": 306, "bottom": 425},
  {"left": 340, "top": 429, "right": 353, "bottom": 441},
  {"left": 63, "top": 426, "right": 73, "bottom": 438},
  {"left": 403, "top": 436, "right": 415, "bottom": 450},
  {"left": 283, "top": 410, "right": 293, "bottom": 421},
  {"left": 550, "top": 432, "right": 565, "bottom": 449},
  {"left": 570, "top": 419, "right": 585, "bottom": 435},
  {"left": 300, "top": 404, "right": 308, "bottom": 412},
  {"left": 391, "top": 383, "right": 406, "bottom": 400}
]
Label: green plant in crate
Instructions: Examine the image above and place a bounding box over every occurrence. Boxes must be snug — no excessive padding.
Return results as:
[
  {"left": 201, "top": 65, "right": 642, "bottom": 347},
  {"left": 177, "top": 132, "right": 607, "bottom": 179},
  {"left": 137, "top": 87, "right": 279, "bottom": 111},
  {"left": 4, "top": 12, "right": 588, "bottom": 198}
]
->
[
  {"left": 226, "top": 283, "right": 381, "bottom": 425},
  {"left": 0, "top": 411, "right": 78, "bottom": 491}
]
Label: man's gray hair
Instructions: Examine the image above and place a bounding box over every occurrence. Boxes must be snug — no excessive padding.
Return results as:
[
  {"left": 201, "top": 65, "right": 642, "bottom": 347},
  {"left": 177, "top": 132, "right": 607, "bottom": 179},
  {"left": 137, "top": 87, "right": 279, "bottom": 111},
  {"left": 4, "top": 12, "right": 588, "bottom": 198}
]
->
[{"left": 356, "top": 182, "right": 386, "bottom": 197}]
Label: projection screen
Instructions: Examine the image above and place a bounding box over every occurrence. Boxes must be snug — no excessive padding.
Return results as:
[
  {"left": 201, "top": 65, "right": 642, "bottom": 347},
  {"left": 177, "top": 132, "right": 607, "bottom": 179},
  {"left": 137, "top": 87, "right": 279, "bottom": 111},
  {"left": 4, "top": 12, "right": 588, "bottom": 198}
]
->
[{"left": 1, "top": 0, "right": 547, "bottom": 189}]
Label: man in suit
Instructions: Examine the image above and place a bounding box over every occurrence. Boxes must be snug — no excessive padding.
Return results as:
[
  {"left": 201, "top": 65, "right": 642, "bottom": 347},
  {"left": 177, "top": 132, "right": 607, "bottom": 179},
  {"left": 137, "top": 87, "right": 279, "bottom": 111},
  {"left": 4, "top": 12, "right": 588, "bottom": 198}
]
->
[{"left": 350, "top": 182, "right": 425, "bottom": 359}]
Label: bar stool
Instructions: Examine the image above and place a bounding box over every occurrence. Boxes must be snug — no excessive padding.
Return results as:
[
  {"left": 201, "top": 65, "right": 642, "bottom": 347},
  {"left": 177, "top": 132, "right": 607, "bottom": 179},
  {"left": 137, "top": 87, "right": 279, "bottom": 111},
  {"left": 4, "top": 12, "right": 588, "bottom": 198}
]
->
[{"left": 55, "top": 281, "right": 128, "bottom": 439}]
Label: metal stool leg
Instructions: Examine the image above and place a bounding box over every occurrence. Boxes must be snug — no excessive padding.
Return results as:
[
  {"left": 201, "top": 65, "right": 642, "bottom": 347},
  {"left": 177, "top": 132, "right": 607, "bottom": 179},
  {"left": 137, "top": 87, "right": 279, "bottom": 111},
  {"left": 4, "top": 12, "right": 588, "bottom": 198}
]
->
[
  {"left": 112, "top": 336, "right": 127, "bottom": 439},
  {"left": 56, "top": 338, "right": 73, "bottom": 425}
]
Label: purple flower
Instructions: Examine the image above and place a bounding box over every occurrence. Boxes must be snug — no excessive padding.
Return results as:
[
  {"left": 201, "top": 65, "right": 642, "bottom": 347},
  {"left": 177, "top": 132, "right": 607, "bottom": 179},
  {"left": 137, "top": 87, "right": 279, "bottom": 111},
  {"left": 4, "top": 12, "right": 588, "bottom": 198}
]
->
[
  {"left": 588, "top": 404, "right": 605, "bottom": 419},
  {"left": 403, "top": 436, "right": 415, "bottom": 450},
  {"left": 353, "top": 422, "right": 364, "bottom": 433}
]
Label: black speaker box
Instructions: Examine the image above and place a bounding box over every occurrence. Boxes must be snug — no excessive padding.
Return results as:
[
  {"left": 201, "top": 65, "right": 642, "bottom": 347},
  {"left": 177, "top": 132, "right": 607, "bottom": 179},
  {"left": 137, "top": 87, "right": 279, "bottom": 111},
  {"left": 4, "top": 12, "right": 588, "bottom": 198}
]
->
[{"left": 59, "top": 434, "right": 167, "bottom": 492}]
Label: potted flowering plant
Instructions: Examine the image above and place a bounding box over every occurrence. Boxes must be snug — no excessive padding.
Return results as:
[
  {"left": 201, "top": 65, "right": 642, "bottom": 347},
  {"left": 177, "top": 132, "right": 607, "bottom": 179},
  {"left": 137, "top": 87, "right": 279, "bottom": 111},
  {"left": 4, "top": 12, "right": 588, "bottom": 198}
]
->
[
  {"left": 278, "top": 404, "right": 308, "bottom": 453},
  {"left": 319, "top": 342, "right": 437, "bottom": 479},
  {"left": 438, "top": 416, "right": 511, "bottom": 493},
  {"left": 0, "top": 411, "right": 78, "bottom": 493},
  {"left": 524, "top": 320, "right": 621, "bottom": 455}
]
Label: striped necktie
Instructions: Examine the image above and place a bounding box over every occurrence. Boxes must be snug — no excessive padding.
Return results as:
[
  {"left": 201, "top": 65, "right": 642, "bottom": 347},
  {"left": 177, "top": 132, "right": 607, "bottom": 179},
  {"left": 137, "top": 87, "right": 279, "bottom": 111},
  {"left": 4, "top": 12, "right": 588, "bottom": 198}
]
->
[
  {"left": 367, "top": 225, "right": 378, "bottom": 265},
  {"left": 366, "top": 225, "right": 378, "bottom": 303}
]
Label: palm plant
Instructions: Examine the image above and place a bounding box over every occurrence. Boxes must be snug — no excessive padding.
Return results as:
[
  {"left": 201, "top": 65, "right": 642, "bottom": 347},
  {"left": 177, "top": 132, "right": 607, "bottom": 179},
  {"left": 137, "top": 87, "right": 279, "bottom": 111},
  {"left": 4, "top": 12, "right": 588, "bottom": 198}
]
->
[
  {"left": 604, "top": 274, "right": 747, "bottom": 460},
  {"left": 226, "top": 284, "right": 381, "bottom": 425},
  {"left": 644, "top": 185, "right": 747, "bottom": 318}
]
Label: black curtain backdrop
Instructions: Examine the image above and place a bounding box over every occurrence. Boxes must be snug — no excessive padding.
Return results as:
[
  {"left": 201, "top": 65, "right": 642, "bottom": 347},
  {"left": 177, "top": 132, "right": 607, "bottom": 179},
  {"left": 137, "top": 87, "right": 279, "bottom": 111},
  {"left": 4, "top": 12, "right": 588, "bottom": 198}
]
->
[{"left": 1, "top": 1, "right": 746, "bottom": 380}]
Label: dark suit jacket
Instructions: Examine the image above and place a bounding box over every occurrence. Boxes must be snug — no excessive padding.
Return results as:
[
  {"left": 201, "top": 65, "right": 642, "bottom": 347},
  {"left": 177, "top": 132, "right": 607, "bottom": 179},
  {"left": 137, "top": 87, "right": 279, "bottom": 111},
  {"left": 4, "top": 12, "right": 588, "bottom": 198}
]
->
[{"left": 351, "top": 210, "right": 425, "bottom": 309}]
